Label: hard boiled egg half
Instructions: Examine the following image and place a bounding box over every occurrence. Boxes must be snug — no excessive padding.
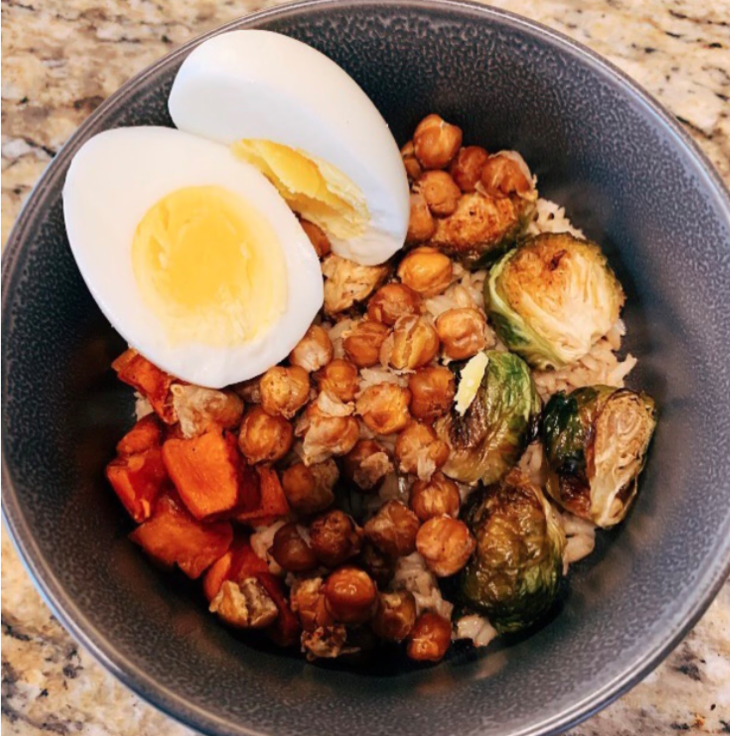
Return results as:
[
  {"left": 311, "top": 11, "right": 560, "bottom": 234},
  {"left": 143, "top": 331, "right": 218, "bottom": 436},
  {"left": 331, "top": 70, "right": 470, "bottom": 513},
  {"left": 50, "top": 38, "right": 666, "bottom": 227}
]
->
[
  {"left": 169, "top": 30, "right": 410, "bottom": 266},
  {"left": 63, "top": 126, "right": 323, "bottom": 388}
]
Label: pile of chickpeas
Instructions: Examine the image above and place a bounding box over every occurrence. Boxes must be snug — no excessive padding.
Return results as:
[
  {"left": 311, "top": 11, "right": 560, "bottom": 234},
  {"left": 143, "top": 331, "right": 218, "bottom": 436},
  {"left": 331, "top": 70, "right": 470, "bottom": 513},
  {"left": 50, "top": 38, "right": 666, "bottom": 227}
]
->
[{"left": 228, "top": 114, "right": 532, "bottom": 663}]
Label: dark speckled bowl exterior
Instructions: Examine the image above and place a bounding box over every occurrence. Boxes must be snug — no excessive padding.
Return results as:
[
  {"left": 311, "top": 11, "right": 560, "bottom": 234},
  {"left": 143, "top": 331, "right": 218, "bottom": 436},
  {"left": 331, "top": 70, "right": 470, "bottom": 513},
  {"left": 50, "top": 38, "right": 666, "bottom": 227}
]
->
[{"left": 3, "top": 1, "right": 730, "bottom": 735}]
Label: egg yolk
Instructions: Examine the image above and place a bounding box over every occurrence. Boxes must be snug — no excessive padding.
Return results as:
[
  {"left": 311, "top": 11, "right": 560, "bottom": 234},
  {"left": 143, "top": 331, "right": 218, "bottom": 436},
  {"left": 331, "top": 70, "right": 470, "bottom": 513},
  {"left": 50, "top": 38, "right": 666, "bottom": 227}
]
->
[
  {"left": 232, "top": 140, "right": 369, "bottom": 240},
  {"left": 132, "top": 185, "right": 286, "bottom": 347}
]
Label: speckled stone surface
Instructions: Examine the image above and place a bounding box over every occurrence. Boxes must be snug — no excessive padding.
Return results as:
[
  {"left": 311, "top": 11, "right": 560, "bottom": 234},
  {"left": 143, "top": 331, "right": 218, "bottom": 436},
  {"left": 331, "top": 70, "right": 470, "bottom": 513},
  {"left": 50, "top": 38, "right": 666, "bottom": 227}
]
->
[{"left": 2, "top": 0, "right": 729, "bottom": 734}]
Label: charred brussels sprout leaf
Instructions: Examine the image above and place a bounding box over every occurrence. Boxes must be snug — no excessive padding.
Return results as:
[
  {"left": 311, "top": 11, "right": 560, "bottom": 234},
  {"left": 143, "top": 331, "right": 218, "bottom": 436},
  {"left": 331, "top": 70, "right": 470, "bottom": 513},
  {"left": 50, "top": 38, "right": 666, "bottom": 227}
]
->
[
  {"left": 540, "top": 385, "right": 657, "bottom": 528},
  {"left": 459, "top": 470, "right": 565, "bottom": 633},
  {"left": 486, "top": 233, "right": 625, "bottom": 369},
  {"left": 436, "top": 351, "right": 541, "bottom": 485}
]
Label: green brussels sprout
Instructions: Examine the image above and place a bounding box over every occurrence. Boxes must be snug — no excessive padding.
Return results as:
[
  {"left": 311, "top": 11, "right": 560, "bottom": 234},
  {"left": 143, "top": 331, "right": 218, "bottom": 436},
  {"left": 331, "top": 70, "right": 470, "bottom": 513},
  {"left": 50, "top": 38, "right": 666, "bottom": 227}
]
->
[
  {"left": 460, "top": 469, "right": 565, "bottom": 633},
  {"left": 435, "top": 350, "right": 541, "bottom": 485},
  {"left": 486, "top": 233, "right": 625, "bottom": 369},
  {"left": 540, "top": 385, "right": 657, "bottom": 528}
]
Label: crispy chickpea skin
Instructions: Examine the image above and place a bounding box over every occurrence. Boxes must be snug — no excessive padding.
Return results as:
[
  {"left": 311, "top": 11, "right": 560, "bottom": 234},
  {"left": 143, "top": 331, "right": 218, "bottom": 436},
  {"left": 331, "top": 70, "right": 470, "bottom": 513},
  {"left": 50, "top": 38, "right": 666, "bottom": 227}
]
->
[
  {"left": 413, "top": 114, "right": 463, "bottom": 170},
  {"left": 480, "top": 153, "right": 533, "bottom": 199},
  {"left": 364, "top": 500, "right": 420, "bottom": 557},
  {"left": 289, "top": 324, "right": 334, "bottom": 373},
  {"left": 356, "top": 383, "right": 412, "bottom": 436},
  {"left": 367, "top": 283, "right": 421, "bottom": 326},
  {"left": 416, "top": 516, "right": 476, "bottom": 577},
  {"left": 296, "top": 403, "right": 360, "bottom": 465},
  {"left": 209, "top": 579, "right": 278, "bottom": 629},
  {"left": 410, "top": 472, "right": 460, "bottom": 521},
  {"left": 281, "top": 459, "right": 338, "bottom": 515},
  {"left": 371, "top": 590, "right": 417, "bottom": 642},
  {"left": 341, "top": 439, "right": 392, "bottom": 492},
  {"left": 324, "top": 566, "right": 378, "bottom": 624},
  {"left": 408, "top": 366, "right": 456, "bottom": 421},
  {"left": 407, "top": 192, "right": 436, "bottom": 245},
  {"left": 388, "top": 316, "right": 440, "bottom": 371},
  {"left": 322, "top": 255, "right": 389, "bottom": 315},
  {"left": 232, "top": 376, "right": 262, "bottom": 404},
  {"left": 358, "top": 540, "right": 395, "bottom": 588},
  {"left": 300, "top": 219, "right": 331, "bottom": 258},
  {"left": 407, "top": 612, "right": 452, "bottom": 662},
  {"left": 435, "top": 307, "right": 489, "bottom": 361},
  {"left": 401, "top": 140, "right": 423, "bottom": 181},
  {"left": 238, "top": 406, "right": 293, "bottom": 464},
  {"left": 259, "top": 365, "right": 310, "bottom": 419},
  {"left": 343, "top": 320, "right": 391, "bottom": 368},
  {"left": 272, "top": 523, "right": 318, "bottom": 572},
  {"left": 309, "top": 510, "right": 364, "bottom": 567},
  {"left": 290, "top": 577, "right": 333, "bottom": 631},
  {"left": 313, "top": 359, "right": 359, "bottom": 403},
  {"left": 449, "top": 146, "right": 490, "bottom": 192},
  {"left": 397, "top": 247, "right": 453, "bottom": 298},
  {"left": 416, "top": 171, "right": 461, "bottom": 217},
  {"left": 394, "top": 421, "right": 450, "bottom": 478}
]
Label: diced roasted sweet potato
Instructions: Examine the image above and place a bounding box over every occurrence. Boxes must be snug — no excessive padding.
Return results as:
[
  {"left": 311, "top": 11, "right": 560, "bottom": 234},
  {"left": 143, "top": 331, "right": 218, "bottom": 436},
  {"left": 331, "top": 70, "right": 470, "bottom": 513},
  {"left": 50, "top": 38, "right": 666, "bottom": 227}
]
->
[
  {"left": 130, "top": 493, "right": 232, "bottom": 579},
  {"left": 106, "top": 447, "right": 167, "bottom": 522},
  {"left": 112, "top": 349, "right": 177, "bottom": 424},
  {"left": 162, "top": 430, "right": 242, "bottom": 520},
  {"left": 202, "top": 537, "right": 269, "bottom": 602},
  {"left": 259, "top": 574, "right": 301, "bottom": 648},
  {"left": 116, "top": 415, "right": 162, "bottom": 456},
  {"left": 234, "top": 466, "right": 290, "bottom": 526}
]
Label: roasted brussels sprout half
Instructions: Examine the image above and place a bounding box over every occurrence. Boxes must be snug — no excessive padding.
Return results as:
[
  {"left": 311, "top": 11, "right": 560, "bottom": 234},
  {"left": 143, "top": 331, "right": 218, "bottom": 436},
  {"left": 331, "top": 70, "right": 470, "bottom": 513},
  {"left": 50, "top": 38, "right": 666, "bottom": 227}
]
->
[
  {"left": 486, "top": 233, "right": 625, "bottom": 369},
  {"left": 460, "top": 469, "right": 565, "bottom": 633},
  {"left": 540, "top": 385, "right": 657, "bottom": 528},
  {"left": 435, "top": 351, "right": 541, "bottom": 485}
]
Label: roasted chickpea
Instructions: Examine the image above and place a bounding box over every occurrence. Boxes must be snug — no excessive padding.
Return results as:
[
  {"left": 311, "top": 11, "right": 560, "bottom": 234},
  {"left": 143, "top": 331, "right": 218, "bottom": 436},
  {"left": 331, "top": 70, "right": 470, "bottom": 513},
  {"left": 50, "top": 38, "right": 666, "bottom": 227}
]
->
[
  {"left": 416, "top": 516, "right": 476, "bottom": 577},
  {"left": 410, "top": 473, "right": 460, "bottom": 521},
  {"left": 449, "top": 146, "right": 489, "bottom": 192},
  {"left": 389, "top": 316, "right": 440, "bottom": 371},
  {"left": 480, "top": 153, "right": 533, "bottom": 199},
  {"left": 358, "top": 540, "right": 395, "bottom": 588},
  {"left": 416, "top": 171, "right": 461, "bottom": 217},
  {"left": 324, "top": 566, "right": 377, "bottom": 624},
  {"left": 290, "top": 577, "right": 333, "bottom": 631},
  {"left": 272, "top": 523, "right": 318, "bottom": 572},
  {"left": 407, "top": 612, "right": 452, "bottom": 662},
  {"left": 313, "top": 359, "right": 359, "bottom": 403},
  {"left": 407, "top": 192, "right": 436, "bottom": 244},
  {"left": 364, "top": 500, "right": 420, "bottom": 557},
  {"left": 367, "top": 283, "right": 421, "bottom": 326},
  {"left": 401, "top": 140, "right": 422, "bottom": 181},
  {"left": 296, "top": 403, "right": 360, "bottom": 465},
  {"left": 397, "top": 247, "right": 453, "bottom": 298},
  {"left": 300, "top": 219, "right": 331, "bottom": 258},
  {"left": 259, "top": 365, "right": 310, "bottom": 419},
  {"left": 413, "top": 114, "right": 463, "bottom": 170},
  {"left": 356, "top": 383, "right": 412, "bottom": 436},
  {"left": 322, "top": 255, "right": 389, "bottom": 315},
  {"left": 371, "top": 590, "right": 417, "bottom": 642},
  {"left": 394, "top": 421, "right": 449, "bottom": 478},
  {"left": 289, "top": 324, "right": 334, "bottom": 373},
  {"left": 209, "top": 579, "right": 279, "bottom": 630},
  {"left": 309, "top": 510, "right": 364, "bottom": 567},
  {"left": 408, "top": 366, "right": 456, "bottom": 421},
  {"left": 435, "top": 308, "right": 489, "bottom": 361},
  {"left": 343, "top": 320, "right": 390, "bottom": 368},
  {"left": 238, "top": 406, "right": 293, "bottom": 464},
  {"left": 281, "top": 459, "right": 338, "bottom": 515},
  {"left": 341, "top": 439, "right": 392, "bottom": 492}
]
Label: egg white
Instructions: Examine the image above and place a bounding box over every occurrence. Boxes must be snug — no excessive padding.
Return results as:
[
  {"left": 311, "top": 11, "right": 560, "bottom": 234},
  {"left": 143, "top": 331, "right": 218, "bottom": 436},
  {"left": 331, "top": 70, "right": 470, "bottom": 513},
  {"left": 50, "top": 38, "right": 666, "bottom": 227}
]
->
[
  {"left": 168, "top": 30, "right": 410, "bottom": 266},
  {"left": 63, "top": 126, "right": 323, "bottom": 388}
]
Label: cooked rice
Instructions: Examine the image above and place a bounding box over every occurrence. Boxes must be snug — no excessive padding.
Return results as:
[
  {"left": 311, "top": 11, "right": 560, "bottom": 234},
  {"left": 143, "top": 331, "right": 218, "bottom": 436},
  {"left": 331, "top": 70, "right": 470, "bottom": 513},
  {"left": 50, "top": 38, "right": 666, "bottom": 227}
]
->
[
  {"left": 250, "top": 520, "right": 287, "bottom": 576},
  {"left": 134, "top": 393, "right": 153, "bottom": 419},
  {"left": 392, "top": 552, "right": 454, "bottom": 620},
  {"left": 453, "top": 614, "right": 498, "bottom": 648},
  {"left": 527, "top": 198, "right": 586, "bottom": 238}
]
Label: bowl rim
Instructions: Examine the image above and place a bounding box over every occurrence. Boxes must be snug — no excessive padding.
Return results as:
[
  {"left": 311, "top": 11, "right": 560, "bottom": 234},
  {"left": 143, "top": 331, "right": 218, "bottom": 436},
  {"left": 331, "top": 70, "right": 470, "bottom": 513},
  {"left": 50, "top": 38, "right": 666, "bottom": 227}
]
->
[{"left": 3, "top": 1, "right": 730, "bottom": 735}]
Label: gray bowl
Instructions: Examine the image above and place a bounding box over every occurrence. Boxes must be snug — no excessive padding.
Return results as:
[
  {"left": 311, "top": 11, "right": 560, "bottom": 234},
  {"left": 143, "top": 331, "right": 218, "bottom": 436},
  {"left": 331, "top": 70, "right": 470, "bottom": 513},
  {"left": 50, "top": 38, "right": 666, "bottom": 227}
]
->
[{"left": 3, "top": 1, "right": 730, "bottom": 735}]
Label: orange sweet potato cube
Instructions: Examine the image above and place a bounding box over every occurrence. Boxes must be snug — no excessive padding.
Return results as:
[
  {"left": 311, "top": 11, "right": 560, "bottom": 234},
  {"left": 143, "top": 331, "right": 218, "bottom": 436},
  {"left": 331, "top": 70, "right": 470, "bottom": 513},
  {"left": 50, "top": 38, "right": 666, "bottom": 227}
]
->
[
  {"left": 106, "top": 447, "right": 167, "bottom": 523},
  {"left": 234, "top": 466, "right": 290, "bottom": 525},
  {"left": 259, "top": 574, "right": 301, "bottom": 648},
  {"left": 162, "top": 430, "right": 241, "bottom": 520},
  {"left": 202, "top": 537, "right": 269, "bottom": 602},
  {"left": 116, "top": 415, "right": 162, "bottom": 456},
  {"left": 130, "top": 494, "right": 232, "bottom": 579},
  {"left": 112, "top": 349, "right": 177, "bottom": 424}
]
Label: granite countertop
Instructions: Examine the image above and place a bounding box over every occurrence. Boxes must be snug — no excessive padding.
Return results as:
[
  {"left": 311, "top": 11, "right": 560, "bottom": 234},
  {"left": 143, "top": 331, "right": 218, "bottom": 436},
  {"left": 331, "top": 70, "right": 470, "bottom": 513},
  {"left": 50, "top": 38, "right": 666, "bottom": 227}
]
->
[{"left": 2, "top": 0, "right": 729, "bottom": 733}]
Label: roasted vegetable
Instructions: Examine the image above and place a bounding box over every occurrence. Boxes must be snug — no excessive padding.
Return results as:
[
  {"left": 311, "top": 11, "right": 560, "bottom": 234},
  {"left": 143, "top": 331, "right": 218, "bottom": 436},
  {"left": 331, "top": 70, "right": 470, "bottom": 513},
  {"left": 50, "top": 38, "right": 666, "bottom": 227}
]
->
[
  {"left": 460, "top": 470, "right": 565, "bottom": 633},
  {"left": 436, "top": 351, "right": 541, "bottom": 485},
  {"left": 486, "top": 233, "right": 625, "bottom": 369},
  {"left": 112, "top": 349, "right": 177, "bottom": 423},
  {"left": 540, "top": 385, "right": 656, "bottom": 527},
  {"left": 106, "top": 447, "right": 167, "bottom": 523}
]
